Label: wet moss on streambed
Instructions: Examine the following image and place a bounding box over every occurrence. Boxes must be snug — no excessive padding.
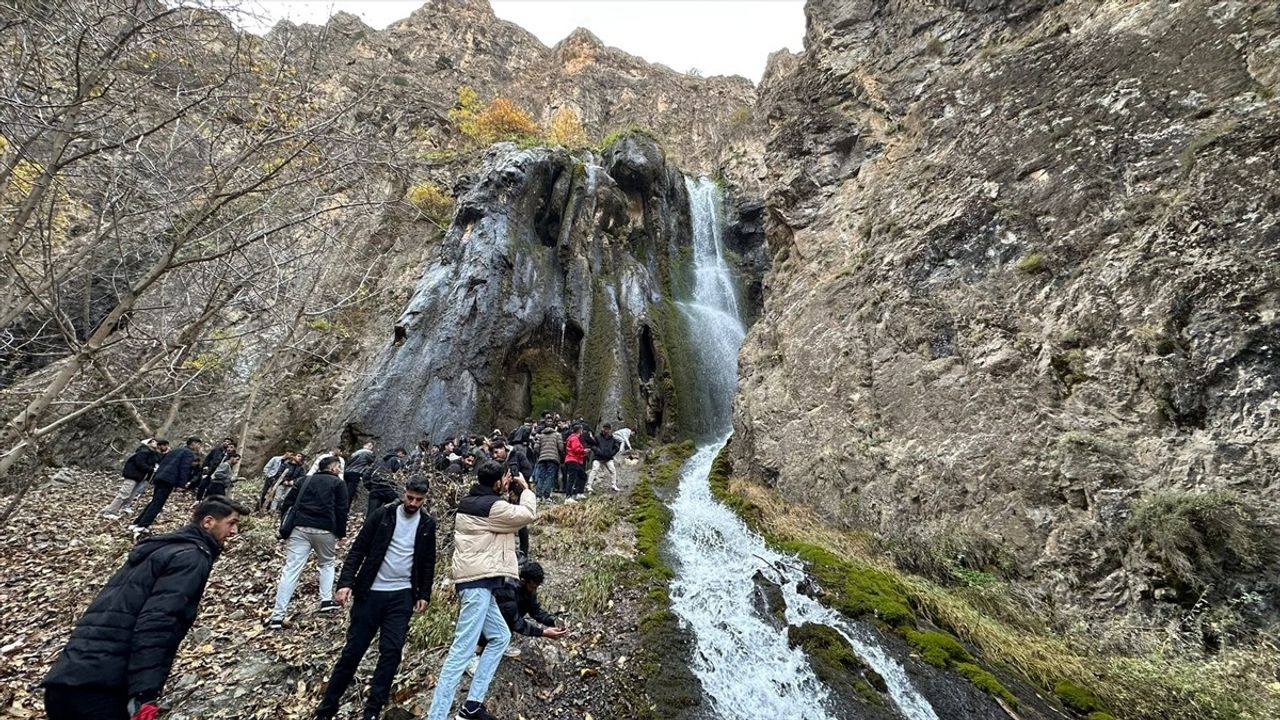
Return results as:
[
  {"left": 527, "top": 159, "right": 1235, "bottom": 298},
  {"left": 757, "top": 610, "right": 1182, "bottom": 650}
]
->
[{"left": 626, "top": 442, "right": 701, "bottom": 718}]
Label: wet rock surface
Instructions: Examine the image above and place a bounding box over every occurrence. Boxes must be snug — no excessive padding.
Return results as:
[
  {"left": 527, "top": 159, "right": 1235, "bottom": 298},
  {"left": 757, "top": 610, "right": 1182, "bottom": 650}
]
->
[{"left": 341, "top": 136, "right": 767, "bottom": 447}]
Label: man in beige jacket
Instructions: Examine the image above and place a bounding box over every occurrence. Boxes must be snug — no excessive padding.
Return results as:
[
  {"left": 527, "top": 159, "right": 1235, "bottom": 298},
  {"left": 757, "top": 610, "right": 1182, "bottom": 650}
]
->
[{"left": 426, "top": 460, "right": 535, "bottom": 720}]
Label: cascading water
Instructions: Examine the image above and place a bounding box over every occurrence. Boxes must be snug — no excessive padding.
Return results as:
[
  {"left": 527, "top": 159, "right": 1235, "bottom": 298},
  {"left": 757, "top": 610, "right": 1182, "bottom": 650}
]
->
[{"left": 666, "top": 177, "right": 939, "bottom": 720}]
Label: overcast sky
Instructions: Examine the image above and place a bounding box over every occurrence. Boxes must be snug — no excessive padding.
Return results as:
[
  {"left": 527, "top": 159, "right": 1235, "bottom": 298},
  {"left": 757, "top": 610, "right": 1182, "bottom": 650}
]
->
[{"left": 233, "top": 1, "right": 805, "bottom": 82}]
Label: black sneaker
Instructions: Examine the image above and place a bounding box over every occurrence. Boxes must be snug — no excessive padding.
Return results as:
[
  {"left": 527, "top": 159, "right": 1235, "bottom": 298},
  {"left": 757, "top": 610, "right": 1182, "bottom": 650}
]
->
[
  {"left": 456, "top": 703, "right": 498, "bottom": 720},
  {"left": 266, "top": 618, "right": 284, "bottom": 630},
  {"left": 319, "top": 600, "right": 341, "bottom": 614}
]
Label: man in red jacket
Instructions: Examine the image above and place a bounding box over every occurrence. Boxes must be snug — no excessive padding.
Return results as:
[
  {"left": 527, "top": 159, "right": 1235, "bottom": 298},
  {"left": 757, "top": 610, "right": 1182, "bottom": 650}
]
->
[{"left": 563, "top": 424, "right": 588, "bottom": 502}]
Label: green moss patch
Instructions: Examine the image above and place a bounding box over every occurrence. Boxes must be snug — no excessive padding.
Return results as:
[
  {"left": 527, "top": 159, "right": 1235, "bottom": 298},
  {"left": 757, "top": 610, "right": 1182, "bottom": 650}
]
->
[
  {"left": 523, "top": 348, "right": 573, "bottom": 416},
  {"left": 778, "top": 541, "right": 917, "bottom": 628},
  {"left": 1055, "top": 680, "right": 1107, "bottom": 714},
  {"left": 787, "top": 623, "right": 885, "bottom": 707}
]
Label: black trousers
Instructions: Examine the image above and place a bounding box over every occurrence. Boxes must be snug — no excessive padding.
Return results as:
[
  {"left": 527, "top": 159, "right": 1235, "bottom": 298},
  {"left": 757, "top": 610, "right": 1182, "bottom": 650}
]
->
[
  {"left": 44, "top": 685, "right": 129, "bottom": 720},
  {"left": 317, "top": 589, "right": 414, "bottom": 716},
  {"left": 564, "top": 462, "right": 586, "bottom": 496},
  {"left": 343, "top": 471, "right": 364, "bottom": 514},
  {"left": 366, "top": 487, "right": 397, "bottom": 519},
  {"left": 133, "top": 482, "right": 175, "bottom": 528}
]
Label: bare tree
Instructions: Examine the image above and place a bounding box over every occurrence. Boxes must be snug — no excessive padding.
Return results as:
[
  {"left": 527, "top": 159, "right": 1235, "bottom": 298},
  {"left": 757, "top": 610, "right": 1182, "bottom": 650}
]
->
[{"left": 0, "top": 0, "right": 397, "bottom": 504}]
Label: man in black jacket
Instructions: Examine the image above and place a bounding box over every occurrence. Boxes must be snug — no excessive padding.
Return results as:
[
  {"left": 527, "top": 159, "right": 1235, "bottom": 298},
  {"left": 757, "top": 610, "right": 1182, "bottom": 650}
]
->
[
  {"left": 44, "top": 496, "right": 247, "bottom": 720},
  {"left": 314, "top": 477, "right": 436, "bottom": 720},
  {"left": 589, "top": 423, "right": 622, "bottom": 493},
  {"left": 267, "top": 456, "right": 349, "bottom": 628},
  {"left": 101, "top": 439, "right": 166, "bottom": 519},
  {"left": 131, "top": 436, "right": 203, "bottom": 534},
  {"left": 471, "top": 561, "right": 566, "bottom": 672}
]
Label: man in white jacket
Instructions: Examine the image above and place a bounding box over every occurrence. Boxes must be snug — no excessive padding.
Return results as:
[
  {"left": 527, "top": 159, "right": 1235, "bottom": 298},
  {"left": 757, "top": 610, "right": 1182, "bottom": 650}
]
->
[{"left": 426, "top": 461, "right": 535, "bottom": 720}]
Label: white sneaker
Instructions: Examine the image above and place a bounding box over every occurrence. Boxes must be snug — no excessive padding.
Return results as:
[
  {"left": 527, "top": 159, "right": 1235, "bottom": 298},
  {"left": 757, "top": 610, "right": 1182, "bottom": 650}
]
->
[
  {"left": 101, "top": 512, "right": 121, "bottom": 520},
  {"left": 465, "top": 656, "right": 479, "bottom": 677},
  {"left": 565, "top": 497, "right": 578, "bottom": 504},
  {"left": 504, "top": 646, "right": 521, "bottom": 658},
  {"left": 610, "top": 484, "right": 620, "bottom": 492}
]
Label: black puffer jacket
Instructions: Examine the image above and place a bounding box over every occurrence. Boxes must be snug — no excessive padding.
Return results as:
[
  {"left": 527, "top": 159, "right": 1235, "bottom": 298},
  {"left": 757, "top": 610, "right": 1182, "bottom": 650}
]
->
[
  {"left": 43, "top": 526, "right": 222, "bottom": 700},
  {"left": 280, "top": 472, "right": 349, "bottom": 538},
  {"left": 495, "top": 582, "right": 559, "bottom": 637},
  {"left": 338, "top": 501, "right": 437, "bottom": 603},
  {"left": 593, "top": 433, "right": 621, "bottom": 462},
  {"left": 122, "top": 445, "right": 159, "bottom": 482}
]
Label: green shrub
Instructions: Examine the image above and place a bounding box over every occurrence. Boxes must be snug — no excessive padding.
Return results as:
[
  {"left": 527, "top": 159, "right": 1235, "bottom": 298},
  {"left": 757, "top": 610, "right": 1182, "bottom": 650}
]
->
[{"left": 1129, "top": 490, "right": 1268, "bottom": 591}]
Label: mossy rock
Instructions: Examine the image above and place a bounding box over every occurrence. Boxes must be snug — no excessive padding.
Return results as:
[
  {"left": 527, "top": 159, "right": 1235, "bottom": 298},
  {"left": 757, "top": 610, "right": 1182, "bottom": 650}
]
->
[
  {"left": 1055, "top": 680, "right": 1107, "bottom": 714},
  {"left": 778, "top": 541, "right": 917, "bottom": 627},
  {"left": 787, "top": 622, "right": 884, "bottom": 707},
  {"left": 1085, "top": 713, "right": 1117, "bottom": 720},
  {"left": 902, "top": 628, "right": 972, "bottom": 668}
]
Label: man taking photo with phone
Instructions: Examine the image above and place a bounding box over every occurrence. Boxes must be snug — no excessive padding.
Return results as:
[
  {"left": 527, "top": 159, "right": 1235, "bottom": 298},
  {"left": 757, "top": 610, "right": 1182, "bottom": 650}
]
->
[{"left": 425, "top": 461, "right": 536, "bottom": 720}]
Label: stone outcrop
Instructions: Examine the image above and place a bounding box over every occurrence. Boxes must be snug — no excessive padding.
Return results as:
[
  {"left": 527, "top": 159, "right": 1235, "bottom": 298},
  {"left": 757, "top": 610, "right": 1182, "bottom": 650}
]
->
[
  {"left": 735, "top": 0, "right": 1280, "bottom": 616},
  {"left": 341, "top": 134, "right": 765, "bottom": 447}
]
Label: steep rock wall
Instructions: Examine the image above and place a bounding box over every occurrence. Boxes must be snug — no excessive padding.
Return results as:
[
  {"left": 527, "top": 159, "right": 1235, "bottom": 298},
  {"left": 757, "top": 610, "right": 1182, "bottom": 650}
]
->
[
  {"left": 342, "top": 134, "right": 762, "bottom": 447},
  {"left": 736, "top": 0, "right": 1280, "bottom": 616}
]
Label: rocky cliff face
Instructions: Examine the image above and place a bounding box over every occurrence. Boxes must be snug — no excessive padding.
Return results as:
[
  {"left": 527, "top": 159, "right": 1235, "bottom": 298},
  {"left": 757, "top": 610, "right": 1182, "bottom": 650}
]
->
[
  {"left": 736, "top": 0, "right": 1279, "bottom": 619},
  {"left": 341, "top": 134, "right": 764, "bottom": 447},
  {"left": 0, "top": 0, "right": 764, "bottom": 468}
]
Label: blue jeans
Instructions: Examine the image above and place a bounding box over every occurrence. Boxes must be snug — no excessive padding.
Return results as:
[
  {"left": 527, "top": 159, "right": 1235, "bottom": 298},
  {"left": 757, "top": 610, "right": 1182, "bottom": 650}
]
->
[
  {"left": 533, "top": 461, "right": 558, "bottom": 498},
  {"left": 426, "top": 587, "right": 511, "bottom": 720}
]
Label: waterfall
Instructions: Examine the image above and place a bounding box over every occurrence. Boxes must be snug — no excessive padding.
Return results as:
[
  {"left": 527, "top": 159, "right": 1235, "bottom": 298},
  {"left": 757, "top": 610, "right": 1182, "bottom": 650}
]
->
[
  {"left": 675, "top": 177, "right": 746, "bottom": 439},
  {"left": 666, "top": 178, "right": 939, "bottom": 720}
]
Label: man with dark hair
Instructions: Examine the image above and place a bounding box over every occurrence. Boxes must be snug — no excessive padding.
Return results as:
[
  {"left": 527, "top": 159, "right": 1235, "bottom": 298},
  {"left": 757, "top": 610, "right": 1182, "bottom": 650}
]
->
[
  {"left": 207, "top": 451, "right": 239, "bottom": 498},
  {"left": 589, "top": 423, "right": 622, "bottom": 493},
  {"left": 562, "top": 425, "right": 588, "bottom": 503},
  {"left": 44, "top": 496, "right": 247, "bottom": 720},
  {"left": 467, "top": 561, "right": 567, "bottom": 674},
  {"left": 507, "top": 418, "right": 534, "bottom": 448},
  {"left": 365, "top": 448, "right": 407, "bottom": 518},
  {"left": 313, "top": 478, "right": 436, "bottom": 720},
  {"left": 266, "top": 455, "right": 349, "bottom": 628},
  {"left": 131, "top": 436, "right": 203, "bottom": 535},
  {"left": 426, "top": 461, "right": 536, "bottom": 720},
  {"left": 532, "top": 423, "right": 563, "bottom": 500}
]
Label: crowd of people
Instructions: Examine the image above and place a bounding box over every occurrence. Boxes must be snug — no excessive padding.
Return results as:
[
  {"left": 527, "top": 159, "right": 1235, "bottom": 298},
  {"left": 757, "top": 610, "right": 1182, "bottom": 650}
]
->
[{"left": 48, "top": 413, "right": 635, "bottom": 720}]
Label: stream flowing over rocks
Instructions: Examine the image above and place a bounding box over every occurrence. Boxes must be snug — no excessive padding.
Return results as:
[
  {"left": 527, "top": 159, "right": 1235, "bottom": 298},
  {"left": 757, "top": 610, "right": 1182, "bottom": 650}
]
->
[{"left": 3, "top": 0, "right": 1279, "bottom": 718}]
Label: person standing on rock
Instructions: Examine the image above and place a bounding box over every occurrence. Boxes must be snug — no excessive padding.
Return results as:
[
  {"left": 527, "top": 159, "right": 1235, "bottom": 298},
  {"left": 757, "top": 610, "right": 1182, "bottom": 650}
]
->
[
  {"left": 531, "top": 422, "right": 563, "bottom": 500},
  {"left": 266, "top": 455, "right": 349, "bottom": 629},
  {"left": 313, "top": 477, "right": 437, "bottom": 720},
  {"left": 130, "top": 436, "right": 202, "bottom": 536},
  {"left": 101, "top": 439, "right": 166, "bottom": 520},
  {"left": 43, "top": 496, "right": 248, "bottom": 720},
  {"left": 344, "top": 441, "right": 377, "bottom": 512},
  {"left": 588, "top": 423, "right": 622, "bottom": 493},
  {"left": 425, "top": 461, "right": 536, "bottom": 720}
]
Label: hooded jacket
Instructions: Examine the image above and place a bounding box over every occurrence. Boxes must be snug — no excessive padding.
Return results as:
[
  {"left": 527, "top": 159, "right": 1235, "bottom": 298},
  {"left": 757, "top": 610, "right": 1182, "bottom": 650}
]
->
[
  {"left": 122, "top": 444, "right": 159, "bottom": 482},
  {"left": 339, "top": 501, "right": 437, "bottom": 602},
  {"left": 533, "top": 428, "right": 563, "bottom": 465},
  {"left": 43, "top": 526, "right": 222, "bottom": 700},
  {"left": 452, "top": 484, "right": 536, "bottom": 586}
]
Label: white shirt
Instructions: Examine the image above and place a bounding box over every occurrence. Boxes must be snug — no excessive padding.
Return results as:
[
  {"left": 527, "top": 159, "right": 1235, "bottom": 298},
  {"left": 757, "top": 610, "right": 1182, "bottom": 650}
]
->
[
  {"left": 371, "top": 506, "right": 420, "bottom": 592},
  {"left": 308, "top": 454, "right": 345, "bottom": 477}
]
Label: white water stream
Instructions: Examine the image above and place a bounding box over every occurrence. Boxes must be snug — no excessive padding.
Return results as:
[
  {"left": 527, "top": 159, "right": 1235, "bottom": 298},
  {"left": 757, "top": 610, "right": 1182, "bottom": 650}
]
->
[{"left": 665, "top": 178, "right": 939, "bottom": 720}]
